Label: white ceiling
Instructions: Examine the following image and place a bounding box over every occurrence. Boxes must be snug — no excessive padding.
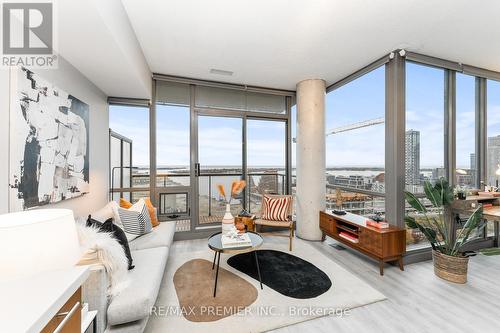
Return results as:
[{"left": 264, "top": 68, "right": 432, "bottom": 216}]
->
[
  {"left": 56, "top": 0, "right": 151, "bottom": 98},
  {"left": 58, "top": 0, "right": 500, "bottom": 98}
]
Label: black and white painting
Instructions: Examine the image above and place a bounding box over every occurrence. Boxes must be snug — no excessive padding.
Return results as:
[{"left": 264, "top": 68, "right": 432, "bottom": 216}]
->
[{"left": 9, "top": 67, "right": 90, "bottom": 211}]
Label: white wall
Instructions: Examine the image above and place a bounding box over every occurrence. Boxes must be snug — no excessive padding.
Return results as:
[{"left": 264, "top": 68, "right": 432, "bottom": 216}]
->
[
  {"left": 0, "top": 69, "right": 9, "bottom": 214},
  {"left": 0, "top": 58, "right": 109, "bottom": 217}
]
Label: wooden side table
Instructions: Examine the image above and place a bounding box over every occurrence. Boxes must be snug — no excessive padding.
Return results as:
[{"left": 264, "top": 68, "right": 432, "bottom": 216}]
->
[
  {"left": 1, "top": 266, "right": 90, "bottom": 333},
  {"left": 235, "top": 216, "right": 256, "bottom": 232},
  {"left": 82, "top": 309, "right": 98, "bottom": 333}
]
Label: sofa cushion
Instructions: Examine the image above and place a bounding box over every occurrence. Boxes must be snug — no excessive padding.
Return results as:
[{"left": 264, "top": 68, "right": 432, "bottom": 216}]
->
[
  {"left": 118, "top": 199, "right": 153, "bottom": 238},
  {"left": 105, "top": 317, "right": 149, "bottom": 333},
  {"left": 129, "top": 221, "right": 175, "bottom": 251},
  {"left": 107, "top": 246, "right": 169, "bottom": 326}
]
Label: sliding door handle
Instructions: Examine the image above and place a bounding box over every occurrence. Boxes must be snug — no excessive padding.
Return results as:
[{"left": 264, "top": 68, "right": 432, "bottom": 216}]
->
[{"left": 195, "top": 163, "right": 201, "bottom": 177}]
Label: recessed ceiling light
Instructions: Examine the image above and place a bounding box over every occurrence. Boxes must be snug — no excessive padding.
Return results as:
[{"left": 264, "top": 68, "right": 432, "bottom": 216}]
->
[{"left": 210, "top": 68, "right": 233, "bottom": 76}]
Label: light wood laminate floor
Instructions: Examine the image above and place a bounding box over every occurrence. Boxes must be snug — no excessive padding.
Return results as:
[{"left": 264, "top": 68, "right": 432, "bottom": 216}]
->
[{"left": 169, "top": 234, "right": 500, "bottom": 333}]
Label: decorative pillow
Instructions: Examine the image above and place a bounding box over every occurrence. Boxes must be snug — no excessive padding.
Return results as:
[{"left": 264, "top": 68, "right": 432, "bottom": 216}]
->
[
  {"left": 262, "top": 195, "right": 292, "bottom": 222},
  {"left": 120, "top": 197, "right": 159, "bottom": 227},
  {"left": 87, "top": 216, "right": 135, "bottom": 270},
  {"left": 144, "top": 198, "right": 160, "bottom": 227},
  {"left": 91, "top": 201, "right": 120, "bottom": 223},
  {"left": 120, "top": 198, "right": 133, "bottom": 209},
  {"left": 117, "top": 199, "right": 153, "bottom": 239}
]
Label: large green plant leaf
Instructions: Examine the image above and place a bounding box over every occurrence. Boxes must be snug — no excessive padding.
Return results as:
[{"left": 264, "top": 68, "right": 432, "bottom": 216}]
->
[
  {"left": 404, "top": 191, "right": 427, "bottom": 213},
  {"left": 434, "top": 178, "right": 454, "bottom": 206},
  {"left": 424, "top": 181, "right": 442, "bottom": 208},
  {"left": 430, "top": 216, "right": 449, "bottom": 248},
  {"left": 451, "top": 206, "right": 483, "bottom": 256},
  {"left": 405, "top": 216, "right": 418, "bottom": 228},
  {"left": 405, "top": 215, "right": 438, "bottom": 249}
]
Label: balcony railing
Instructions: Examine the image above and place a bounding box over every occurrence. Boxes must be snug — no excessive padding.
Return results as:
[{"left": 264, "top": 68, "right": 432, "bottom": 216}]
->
[
  {"left": 325, "top": 184, "right": 386, "bottom": 216},
  {"left": 110, "top": 171, "right": 288, "bottom": 220}
]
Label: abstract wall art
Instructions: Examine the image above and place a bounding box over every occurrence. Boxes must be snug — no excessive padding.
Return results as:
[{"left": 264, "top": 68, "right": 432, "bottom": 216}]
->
[{"left": 9, "top": 67, "right": 90, "bottom": 211}]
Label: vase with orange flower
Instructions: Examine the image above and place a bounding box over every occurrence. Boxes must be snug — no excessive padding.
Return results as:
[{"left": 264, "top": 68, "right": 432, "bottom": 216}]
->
[{"left": 217, "top": 180, "right": 246, "bottom": 235}]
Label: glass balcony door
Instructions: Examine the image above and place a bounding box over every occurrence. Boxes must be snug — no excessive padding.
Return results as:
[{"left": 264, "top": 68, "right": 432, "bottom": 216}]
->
[
  {"left": 246, "top": 119, "right": 287, "bottom": 214},
  {"left": 195, "top": 114, "right": 244, "bottom": 227}
]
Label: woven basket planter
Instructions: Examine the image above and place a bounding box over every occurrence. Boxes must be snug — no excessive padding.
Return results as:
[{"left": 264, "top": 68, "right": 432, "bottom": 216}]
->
[{"left": 432, "top": 250, "right": 469, "bottom": 284}]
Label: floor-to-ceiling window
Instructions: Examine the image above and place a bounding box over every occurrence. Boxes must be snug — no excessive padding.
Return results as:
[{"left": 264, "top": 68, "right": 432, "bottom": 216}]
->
[
  {"left": 149, "top": 78, "right": 292, "bottom": 237},
  {"left": 155, "top": 81, "right": 192, "bottom": 229},
  {"left": 405, "top": 62, "right": 445, "bottom": 193},
  {"left": 291, "top": 104, "right": 297, "bottom": 212},
  {"left": 487, "top": 79, "right": 500, "bottom": 187},
  {"left": 486, "top": 79, "right": 500, "bottom": 237},
  {"left": 109, "top": 104, "right": 150, "bottom": 203},
  {"left": 456, "top": 73, "right": 477, "bottom": 188},
  {"left": 326, "top": 66, "right": 386, "bottom": 217},
  {"left": 247, "top": 119, "right": 286, "bottom": 213},
  {"left": 405, "top": 62, "right": 445, "bottom": 250}
]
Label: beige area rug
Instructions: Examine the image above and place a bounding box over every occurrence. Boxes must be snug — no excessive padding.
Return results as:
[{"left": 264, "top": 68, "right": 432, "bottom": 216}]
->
[
  {"left": 145, "top": 236, "right": 387, "bottom": 333},
  {"left": 173, "top": 259, "right": 258, "bottom": 322}
]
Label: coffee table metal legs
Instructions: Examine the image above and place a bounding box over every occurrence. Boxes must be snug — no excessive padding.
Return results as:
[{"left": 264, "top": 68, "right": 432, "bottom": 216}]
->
[
  {"left": 212, "top": 250, "right": 217, "bottom": 270},
  {"left": 213, "top": 251, "right": 221, "bottom": 297},
  {"left": 212, "top": 250, "right": 263, "bottom": 297},
  {"left": 254, "top": 250, "right": 263, "bottom": 290}
]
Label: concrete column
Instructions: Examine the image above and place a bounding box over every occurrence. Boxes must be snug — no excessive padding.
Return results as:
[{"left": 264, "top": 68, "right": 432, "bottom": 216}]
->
[{"left": 296, "top": 79, "right": 326, "bottom": 241}]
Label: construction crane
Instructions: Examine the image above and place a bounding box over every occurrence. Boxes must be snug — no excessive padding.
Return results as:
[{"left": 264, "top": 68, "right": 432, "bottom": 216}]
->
[
  {"left": 293, "top": 117, "right": 384, "bottom": 143},
  {"left": 326, "top": 117, "right": 384, "bottom": 136}
]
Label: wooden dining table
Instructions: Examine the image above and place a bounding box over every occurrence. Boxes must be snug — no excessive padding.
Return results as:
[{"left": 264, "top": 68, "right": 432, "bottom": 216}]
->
[
  {"left": 452, "top": 196, "right": 500, "bottom": 247},
  {"left": 481, "top": 206, "right": 500, "bottom": 247}
]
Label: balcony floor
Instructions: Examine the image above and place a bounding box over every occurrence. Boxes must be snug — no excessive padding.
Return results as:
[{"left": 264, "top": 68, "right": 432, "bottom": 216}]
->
[
  {"left": 199, "top": 215, "right": 223, "bottom": 224},
  {"left": 160, "top": 233, "right": 500, "bottom": 332}
]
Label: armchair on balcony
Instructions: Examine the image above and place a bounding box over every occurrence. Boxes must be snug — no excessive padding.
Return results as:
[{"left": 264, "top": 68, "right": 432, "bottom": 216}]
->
[{"left": 254, "top": 194, "right": 294, "bottom": 251}]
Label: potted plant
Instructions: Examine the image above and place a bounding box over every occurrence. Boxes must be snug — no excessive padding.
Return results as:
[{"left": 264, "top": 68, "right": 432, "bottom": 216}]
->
[
  {"left": 453, "top": 185, "right": 467, "bottom": 200},
  {"left": 404, "top": 178, "right": 485, "bottom": 283}
]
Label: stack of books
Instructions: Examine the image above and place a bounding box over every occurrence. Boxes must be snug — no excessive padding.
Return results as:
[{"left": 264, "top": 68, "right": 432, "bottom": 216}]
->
[
  {"left": 221, "top": 233, "right": 252, "bottom": 248},
  {"left": 339, "top": 231, "right": 359, "bottom": 243},
  {"left": 366, "top": 220, "right": 389, "bottom": 229}
]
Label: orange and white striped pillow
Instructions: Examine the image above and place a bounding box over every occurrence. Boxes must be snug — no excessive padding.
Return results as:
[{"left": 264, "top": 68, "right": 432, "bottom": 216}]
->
[{"left": 262, "top": 196, "right": 291, "bottom": 221}]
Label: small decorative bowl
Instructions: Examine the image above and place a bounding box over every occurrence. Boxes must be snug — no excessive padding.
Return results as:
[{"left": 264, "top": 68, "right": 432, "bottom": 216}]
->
[{"left": 235, "top": 221, "right": 246, "bottom": 233}]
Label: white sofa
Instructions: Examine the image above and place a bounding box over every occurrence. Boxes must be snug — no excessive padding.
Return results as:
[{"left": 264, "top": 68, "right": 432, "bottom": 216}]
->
[{"left": 82, "top": 221, "right": 176, "bottom": 333}]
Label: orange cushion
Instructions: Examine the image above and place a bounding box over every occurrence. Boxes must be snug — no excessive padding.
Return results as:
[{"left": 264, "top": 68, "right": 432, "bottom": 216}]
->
[
  {"left": 119, "top": 197, "right": 159, "bottom": 227},
  {"left": 120, "top": 198, "right": 133, "bottom": 209},
  {"left": 144, "top": 198, "right": 160, "bottom": 227}
]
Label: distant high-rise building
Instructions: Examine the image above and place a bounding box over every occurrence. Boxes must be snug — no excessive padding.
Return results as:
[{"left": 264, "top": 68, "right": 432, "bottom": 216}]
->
[
  {"left": 487, "top": 136, "right": 500, "bottom": 186},
  {"left": 432, "top": 167, "right": 446, "bottom": 180},
  {"left": 405, "top": 130, "right": 420, "bottom": 186},
  {"left": 470, "top": 153, "right": 476, "bottom": 186}
]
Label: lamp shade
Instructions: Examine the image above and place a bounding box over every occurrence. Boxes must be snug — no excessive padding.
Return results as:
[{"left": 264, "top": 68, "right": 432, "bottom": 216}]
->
[{"left": 0, "top": 209, "right": 81, "bottom": 281}]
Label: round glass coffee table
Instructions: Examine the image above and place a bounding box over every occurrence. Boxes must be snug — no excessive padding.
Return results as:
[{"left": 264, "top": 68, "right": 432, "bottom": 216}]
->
[{"left": 208, "top": 231, "right": 264, "bottom": 297}]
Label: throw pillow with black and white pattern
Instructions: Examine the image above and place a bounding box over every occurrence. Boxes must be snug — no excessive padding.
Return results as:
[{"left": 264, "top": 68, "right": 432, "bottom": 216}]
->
[{"left": 117, "top": 199, "right": 153, "bottom": 239}]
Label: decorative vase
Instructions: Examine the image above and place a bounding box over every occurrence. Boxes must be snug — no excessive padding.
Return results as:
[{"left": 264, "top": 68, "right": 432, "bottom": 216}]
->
[
  {"left": 222, "top": 204, "right": 235, "bottom": 235},
  {"left": 432, "top": 250, "right": 469, "bottom": 284}
]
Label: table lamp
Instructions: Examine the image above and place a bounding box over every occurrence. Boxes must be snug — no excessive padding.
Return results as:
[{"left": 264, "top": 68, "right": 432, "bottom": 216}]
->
[{"left": 0, "top": 209, "right": 82, "bottom": 282}]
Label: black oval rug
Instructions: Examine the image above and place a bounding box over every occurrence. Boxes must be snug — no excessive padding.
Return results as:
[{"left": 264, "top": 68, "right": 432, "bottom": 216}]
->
[{"left": 227, "top": 250, "right": 332, "bottom": 299}]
